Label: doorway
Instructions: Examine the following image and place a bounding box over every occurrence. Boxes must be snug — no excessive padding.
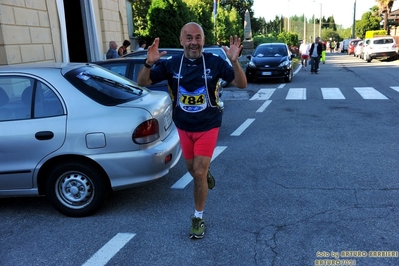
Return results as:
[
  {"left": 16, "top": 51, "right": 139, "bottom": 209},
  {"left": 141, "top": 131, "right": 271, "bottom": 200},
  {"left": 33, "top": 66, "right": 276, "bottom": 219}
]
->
[{"left": 63, "top": 0, "right": 87, "bottom": 62}]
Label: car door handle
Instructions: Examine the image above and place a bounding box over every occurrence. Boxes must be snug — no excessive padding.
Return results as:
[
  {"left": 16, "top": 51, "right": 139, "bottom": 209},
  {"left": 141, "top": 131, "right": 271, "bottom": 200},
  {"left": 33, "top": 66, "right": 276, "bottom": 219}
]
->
[{"left": 35, "top": 131, "right": 54, "bottom": 140}]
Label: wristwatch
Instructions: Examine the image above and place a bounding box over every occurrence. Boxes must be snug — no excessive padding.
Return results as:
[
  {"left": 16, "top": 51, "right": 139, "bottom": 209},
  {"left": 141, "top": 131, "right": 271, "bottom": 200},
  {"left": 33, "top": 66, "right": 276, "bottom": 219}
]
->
[{"left": 143, "top": 58, "right": 153, "bottom": 68}]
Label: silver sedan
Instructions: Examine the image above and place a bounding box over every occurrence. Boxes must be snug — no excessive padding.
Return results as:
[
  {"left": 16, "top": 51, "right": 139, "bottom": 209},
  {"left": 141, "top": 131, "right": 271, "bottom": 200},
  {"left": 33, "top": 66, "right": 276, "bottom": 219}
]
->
[{"left": 0, "top": 63, "right": 181, "bottom": 217}]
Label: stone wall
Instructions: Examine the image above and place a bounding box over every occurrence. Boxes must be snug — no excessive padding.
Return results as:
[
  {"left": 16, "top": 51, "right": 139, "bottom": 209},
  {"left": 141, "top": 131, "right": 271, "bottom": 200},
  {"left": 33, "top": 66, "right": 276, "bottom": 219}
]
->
[{"left": 0, "top": 0, "right": 131, "bottom": 65}]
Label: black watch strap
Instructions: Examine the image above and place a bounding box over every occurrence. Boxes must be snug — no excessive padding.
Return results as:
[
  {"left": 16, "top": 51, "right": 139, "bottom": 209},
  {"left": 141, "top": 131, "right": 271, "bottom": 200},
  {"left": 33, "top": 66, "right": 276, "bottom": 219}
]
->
[{"left": 144, "top": 58, "right": 153, "bottom": 68}]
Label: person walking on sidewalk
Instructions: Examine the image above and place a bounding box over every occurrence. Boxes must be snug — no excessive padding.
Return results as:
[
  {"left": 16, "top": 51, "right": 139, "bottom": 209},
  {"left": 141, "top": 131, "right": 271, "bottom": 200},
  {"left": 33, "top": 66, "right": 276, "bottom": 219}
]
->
[
  {"left": 299, "top": 40, "right": 310, "bottom": 71},
  {"left": 309, "top": 37, "right": 322, "bottom": 74},
  {"left": 320, "top": 40, "right": 327, "bottom": 64},
  {"left": 137, "top": 22, "right": 247, "bottom": 239}
]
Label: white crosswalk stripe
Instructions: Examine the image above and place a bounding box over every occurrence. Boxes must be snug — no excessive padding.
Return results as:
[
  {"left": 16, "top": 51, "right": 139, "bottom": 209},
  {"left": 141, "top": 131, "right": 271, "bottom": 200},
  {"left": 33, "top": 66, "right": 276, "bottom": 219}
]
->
[
  {"left": 248, "top": 86, "right": 398, "bottom": 100},
  {"left": 354, "top": 87, "right": 388, "bottom": 99},
  {"left": 286, "top": 88, "right": 306, "bottom": 100},
  {"left": 250, "top": 88, "right": 275, "bottom": 100},
  {"left": 321, "top": 87, "right": 346, "bottom": 99},
  {"left": 390, "top": 86, "right": 399, "bottom": 93}
]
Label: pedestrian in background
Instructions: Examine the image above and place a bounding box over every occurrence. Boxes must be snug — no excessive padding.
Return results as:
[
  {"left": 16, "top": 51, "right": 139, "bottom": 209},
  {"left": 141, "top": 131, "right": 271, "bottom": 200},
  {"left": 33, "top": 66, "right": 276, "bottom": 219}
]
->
[
  {"left": 106, "top": 41, "right": 118, "bottom": 59},
  {"left": 118, "top": 40, "right": 131, "bottom": 57},
  {"left": 137, "top": 40, "right": 146, "bottom": 51},
  {"left": 320, "top": 40, "right": 327, "bottom": 64},
  {"left": 299, "top": 40, "right": 310, "bottom": 71},
  {"left": 309, "top": 37, "right": 322, "bottom": 74}
]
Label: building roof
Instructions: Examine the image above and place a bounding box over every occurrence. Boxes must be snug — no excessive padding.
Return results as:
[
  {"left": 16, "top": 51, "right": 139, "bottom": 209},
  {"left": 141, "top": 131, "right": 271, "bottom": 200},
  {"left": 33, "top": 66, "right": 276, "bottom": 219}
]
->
[{"left": 388, "top": 9, "right": 399, "bottom": 19}]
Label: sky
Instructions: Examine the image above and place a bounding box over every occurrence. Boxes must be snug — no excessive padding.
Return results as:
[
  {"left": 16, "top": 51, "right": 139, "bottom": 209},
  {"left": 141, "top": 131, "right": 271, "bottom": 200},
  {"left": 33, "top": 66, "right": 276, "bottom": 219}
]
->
[{"left": 252, "top": 0, "right": 399, "bottom": 28}]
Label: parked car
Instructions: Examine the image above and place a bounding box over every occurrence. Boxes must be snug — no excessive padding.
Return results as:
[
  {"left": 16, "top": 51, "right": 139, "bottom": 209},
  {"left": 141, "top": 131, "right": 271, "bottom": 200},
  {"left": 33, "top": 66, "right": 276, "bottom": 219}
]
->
[
  {"left": 94, "top": 55, "right": 175, "bottom": 93},
  {"left": 203, "top": 46, "right": 232, "bottom": 87},
  {"left": 354, "top": 40, "right": 364, "bottom": 58},
  {"left": 122, "top": 48, "right": 184, "bottom": 58},
  {"left": 0, "top": 63, "right": 181, "bottom": 217},
  {"left": 362, "top": 36, "right": 398, "bottom": 62},
  {"left": 123, "top": 46, "right": 232, "bottom": 87},
  {"left": 245, "top": 43, "right": 295, "bottom": 83},
  {"left": 203, "top": 46, "right": 232, "bottom": 67},
  {"left": 95, "top": 51, "right": 225, "bottom": 109},
  {"left": 347, "top": 39, "right": 362, "bottom": 55},
  {"left": 341, "top": 38, "right": 352, "bottom": 53}
]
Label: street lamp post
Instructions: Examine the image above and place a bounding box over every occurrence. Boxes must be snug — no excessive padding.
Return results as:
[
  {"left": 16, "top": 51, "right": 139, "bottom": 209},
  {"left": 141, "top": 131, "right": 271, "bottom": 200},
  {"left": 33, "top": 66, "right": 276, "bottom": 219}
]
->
[
  {"left": 319, "top": 3, "right": 322, "bottom": 37},
  {"left": 352, "top": 0, "right": 356, "bottom": 38}
]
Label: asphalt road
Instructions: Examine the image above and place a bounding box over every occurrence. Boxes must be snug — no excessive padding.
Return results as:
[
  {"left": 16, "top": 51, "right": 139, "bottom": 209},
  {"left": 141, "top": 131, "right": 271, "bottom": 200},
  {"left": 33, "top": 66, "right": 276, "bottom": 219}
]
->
[{"left": 1, "top": 52, "right": 398, "bottom": 266}]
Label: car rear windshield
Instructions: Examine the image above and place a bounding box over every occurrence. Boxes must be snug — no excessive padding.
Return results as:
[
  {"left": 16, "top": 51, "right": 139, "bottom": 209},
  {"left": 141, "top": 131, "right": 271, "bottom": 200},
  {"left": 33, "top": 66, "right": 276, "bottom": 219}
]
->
[
  {"left": 373, "top": 38, "right": 394, "bottom": 44},
  {"left": 64, "top": 65, "right": 149, "bottom": 106}
]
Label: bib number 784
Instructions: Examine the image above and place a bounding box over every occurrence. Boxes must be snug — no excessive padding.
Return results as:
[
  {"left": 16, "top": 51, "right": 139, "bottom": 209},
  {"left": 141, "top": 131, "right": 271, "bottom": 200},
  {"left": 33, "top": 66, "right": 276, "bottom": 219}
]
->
[{"left": 180, "top": 94, "right": 205, "bottom": 105}]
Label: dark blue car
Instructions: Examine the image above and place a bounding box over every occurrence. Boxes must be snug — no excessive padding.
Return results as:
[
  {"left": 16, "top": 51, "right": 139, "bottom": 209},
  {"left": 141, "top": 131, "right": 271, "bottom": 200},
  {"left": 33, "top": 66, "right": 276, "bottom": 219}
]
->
[{"left": 245, "top": 43, "right": 295, "bottom": 83}]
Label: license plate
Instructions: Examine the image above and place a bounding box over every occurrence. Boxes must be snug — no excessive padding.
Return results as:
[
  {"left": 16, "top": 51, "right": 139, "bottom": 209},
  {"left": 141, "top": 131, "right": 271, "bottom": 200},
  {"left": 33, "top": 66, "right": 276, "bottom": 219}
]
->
[
  {"left": 163, "top": 106, "right": 172, "bottom": 131},
  {"left": 262, "top": 72, "right": 272, "bottom": 76}
]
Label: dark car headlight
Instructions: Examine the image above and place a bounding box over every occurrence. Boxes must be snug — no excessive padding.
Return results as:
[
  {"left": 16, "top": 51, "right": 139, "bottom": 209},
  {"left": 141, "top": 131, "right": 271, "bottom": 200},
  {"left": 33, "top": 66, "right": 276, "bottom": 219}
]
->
[
  {"left": 248, "top": 61, "right": 256, "bottom": 68},
  {"left": 278, "top": 60, "right": 289, "bottom": 67}
]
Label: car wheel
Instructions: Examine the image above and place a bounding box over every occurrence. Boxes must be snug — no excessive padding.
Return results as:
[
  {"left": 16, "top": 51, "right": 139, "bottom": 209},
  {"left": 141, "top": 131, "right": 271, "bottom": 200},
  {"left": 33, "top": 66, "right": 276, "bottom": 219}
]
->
[
  {"left": 45, "top": 161, "right": 109, "bottom": 217},
  {"left": 364, "top": 53, "right": 372, "bottom": 63},
  {"left": 284, "top": 69, "right": 293, "bottom": 83},
  {"left": 245, "top": 71, "right": 253, "bottom": 83}
]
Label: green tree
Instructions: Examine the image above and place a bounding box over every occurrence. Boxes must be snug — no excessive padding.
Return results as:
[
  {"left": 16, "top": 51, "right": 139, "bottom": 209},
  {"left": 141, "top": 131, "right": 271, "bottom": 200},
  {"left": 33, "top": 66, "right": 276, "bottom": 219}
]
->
[
  {"left": 220, "top": 0, "right": 254, "bottom": 23},
  {"left": 132, "top": 0, "right": 152, "bottom": 37},
  {"left": 147, "top": 0, "right": 195, "bottom": 47},
  {"left": 375, "top": 0, "right": 394, "bottom": 30},
  {"left": 216, "top": 7, "right": 242, "bottom": 45},
  {"left": 277, "top": 31, "right": 299, "bottom": 47},
  {"left": 327, "top": 16, "right": 337, "bottom": 31},
  {"left": 184, "top": 0, "right": 215, "bottom": 44},
  {"left": 355, "top": 7, "right": 381, "bottom": 38},
  {"left": 321, "top": 29, "right": 340, "bottom": 43}
]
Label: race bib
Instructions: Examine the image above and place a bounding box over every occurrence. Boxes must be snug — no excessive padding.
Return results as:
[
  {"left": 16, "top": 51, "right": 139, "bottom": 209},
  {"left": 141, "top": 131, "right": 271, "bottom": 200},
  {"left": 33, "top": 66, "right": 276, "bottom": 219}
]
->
[{"left": 178, "top": 86, "right": 208, "bottom": 113}]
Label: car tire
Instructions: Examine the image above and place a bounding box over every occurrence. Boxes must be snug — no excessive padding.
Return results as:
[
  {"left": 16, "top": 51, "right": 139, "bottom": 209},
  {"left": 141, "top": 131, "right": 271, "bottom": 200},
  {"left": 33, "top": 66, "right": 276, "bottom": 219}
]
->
[
  {"left": 245, "top": 71, "right": 253, "bottom": 83},
  {"left": 284, "top": 69, "right": 293, "bottom": 83},
  {"left": 45, "top": 161, "right": 109, "bottom": 217},
  {"left": 364, "top": 53, "right": 372, "bottom": 63}
]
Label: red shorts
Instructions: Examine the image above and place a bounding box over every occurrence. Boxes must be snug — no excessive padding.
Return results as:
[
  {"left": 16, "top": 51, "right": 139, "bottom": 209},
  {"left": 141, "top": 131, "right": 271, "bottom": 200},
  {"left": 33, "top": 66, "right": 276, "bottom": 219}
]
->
[
  {"left": 177, "top": 128, "right": 219, "bottom": 159},
  {"left": 301, "top": 55, "right": 309, "bottom": 59}
]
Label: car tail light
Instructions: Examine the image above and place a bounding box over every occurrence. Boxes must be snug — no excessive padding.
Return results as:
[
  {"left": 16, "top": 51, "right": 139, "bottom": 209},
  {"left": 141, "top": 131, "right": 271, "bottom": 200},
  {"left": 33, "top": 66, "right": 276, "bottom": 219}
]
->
[
  {"left": 133, "top": 119, "right": 160, "bottom": 144},
  {"left": 164, "top": 154, "right": 173, "bottom": 164},
  {"left": 392, "top": 43, "right": 397, "bottom": 49}
]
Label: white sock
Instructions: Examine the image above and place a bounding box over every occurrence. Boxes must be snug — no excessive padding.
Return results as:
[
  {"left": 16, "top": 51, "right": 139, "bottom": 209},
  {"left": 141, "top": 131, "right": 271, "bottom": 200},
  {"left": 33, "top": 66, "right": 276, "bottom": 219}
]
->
[{"left": 194, "top": 210, "right": 203, "bottom": 219}]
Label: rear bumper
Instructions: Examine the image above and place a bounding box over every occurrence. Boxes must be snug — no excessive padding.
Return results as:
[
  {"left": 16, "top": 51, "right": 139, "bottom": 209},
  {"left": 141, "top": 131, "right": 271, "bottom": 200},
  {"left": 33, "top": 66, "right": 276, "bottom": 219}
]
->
[
  {"left": 90, "top": 125, "right": 182, "bottom": 190},
  {"left": 370, "top": 51, "right": 398, "bottom": 59}
]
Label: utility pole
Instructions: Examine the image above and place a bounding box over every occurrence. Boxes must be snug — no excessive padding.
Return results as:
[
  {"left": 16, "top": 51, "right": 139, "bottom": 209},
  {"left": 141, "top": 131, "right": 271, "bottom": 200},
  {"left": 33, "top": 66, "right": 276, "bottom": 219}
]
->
[
  {"left": 352, "top": 0, "right": 356, "bottom": 38},
  {"left": 319, "top": 3, "right": 322, "bottom": 37}
]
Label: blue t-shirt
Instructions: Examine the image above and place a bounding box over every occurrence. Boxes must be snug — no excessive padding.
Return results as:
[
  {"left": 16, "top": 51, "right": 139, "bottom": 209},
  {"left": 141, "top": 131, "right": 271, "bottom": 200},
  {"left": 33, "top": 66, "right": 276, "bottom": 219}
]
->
[
  {"left": 106, "top": 49, "right": 118, "bottom": 59},
  {"left": 150, "top": 52, "right": 234, "bottom": 132}
]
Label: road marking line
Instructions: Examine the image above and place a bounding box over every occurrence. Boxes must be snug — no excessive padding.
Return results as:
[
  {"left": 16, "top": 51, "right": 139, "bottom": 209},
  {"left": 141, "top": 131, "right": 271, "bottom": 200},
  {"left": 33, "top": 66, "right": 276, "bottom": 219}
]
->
[
  {"left": 390, "top": 86, "right": 399, "bottom": 93},
  {"left": 82, "top": 233, "right": 136, "bottom": 266},
  {"left": 278, "top": 84, "right": 285, "bottom": 89},
  {"left": 321, "top": 87, "right": 346, "bottom": 99},
  {"left": 256, "top": 100, "right": 272, "bottom": 112},
  {"left": 171, "top": 146, "right": 227, "bottom": 189},
  {"left": 230, "top": 118, "right": 255, "bottom": 136},
  {"left": 250, "top": 89, "right": 276, "bottom": 100},
  {"left": 286, "top": 88, "right": 306, "bottom": 100},
  {"left": 354, "top": 87, "right": 388, "bottom": 99}
]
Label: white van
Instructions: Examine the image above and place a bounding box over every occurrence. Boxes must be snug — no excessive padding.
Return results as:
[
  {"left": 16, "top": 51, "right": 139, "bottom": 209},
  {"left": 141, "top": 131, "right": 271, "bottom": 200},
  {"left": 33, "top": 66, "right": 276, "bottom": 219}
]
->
[
  {"left": 362, "top": 36, "right": 398, "bottom": 62},
  {"left": 341, "top": 38, "right": 351, "bottom": 53}
]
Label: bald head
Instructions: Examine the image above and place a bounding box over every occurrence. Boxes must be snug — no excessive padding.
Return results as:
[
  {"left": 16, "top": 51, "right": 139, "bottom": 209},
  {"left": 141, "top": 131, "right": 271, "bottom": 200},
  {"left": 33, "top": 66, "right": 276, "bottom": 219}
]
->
[{"left": 179, "top": 22, "right": 205, "bottom": 59}]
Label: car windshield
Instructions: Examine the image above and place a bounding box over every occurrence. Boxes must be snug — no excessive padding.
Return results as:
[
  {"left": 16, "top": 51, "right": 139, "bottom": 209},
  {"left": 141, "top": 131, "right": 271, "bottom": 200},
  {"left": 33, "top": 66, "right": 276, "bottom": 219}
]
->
[
  {"left": 64, "top": 65, "right": 149, "bottom": 106},
  {"left": 254, "top": 46, "right": 287, "bottom": 57}
]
